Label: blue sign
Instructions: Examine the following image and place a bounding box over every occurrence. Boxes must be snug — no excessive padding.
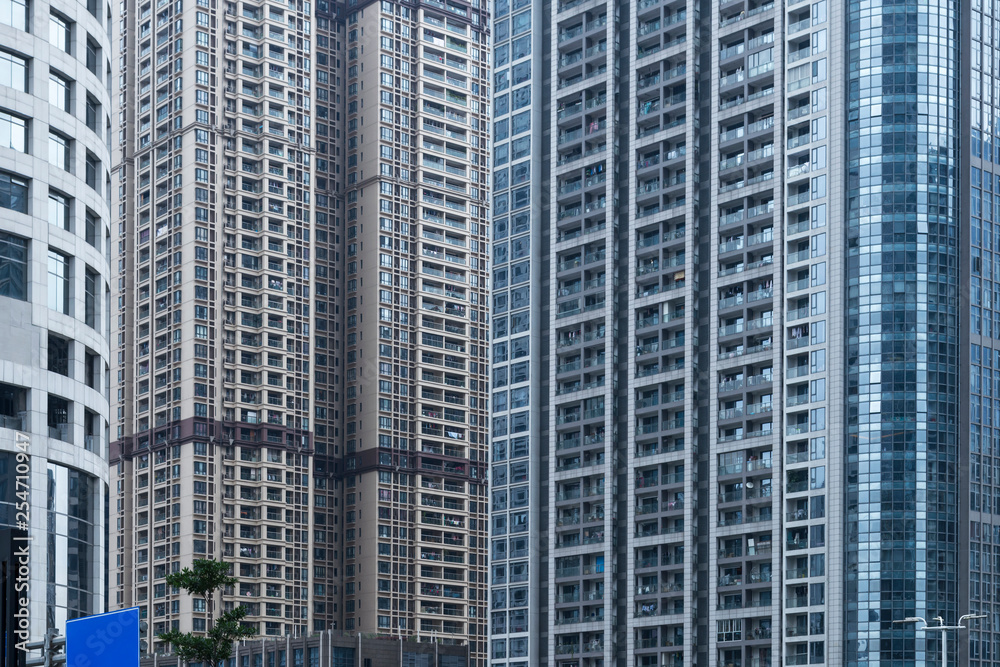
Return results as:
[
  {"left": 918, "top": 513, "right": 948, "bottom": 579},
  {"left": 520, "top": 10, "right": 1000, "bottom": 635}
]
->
[{"left": 66, "top": 607, "right": 140, "bottom": 667}]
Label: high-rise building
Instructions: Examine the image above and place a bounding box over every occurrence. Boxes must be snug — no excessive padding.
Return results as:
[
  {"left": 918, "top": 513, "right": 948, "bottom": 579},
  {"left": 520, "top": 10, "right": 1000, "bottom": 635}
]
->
[
  {"left": 961, "top": 0, "right": 1000, "bottom": 665},
  {"left": 488, "top": 0, "right": 970, "bottom": 665},
  {"left": 0, "top": 0, "right": 114, "bottom": 640},
  {"left": 110, "top": 0, "right": 339, "bottom": 640},
  {"left": 339, "top": 1, "right": 491, "bottom": 658},
  {"left": 110, "top": 0, "right": 489, "bottom": 659}
]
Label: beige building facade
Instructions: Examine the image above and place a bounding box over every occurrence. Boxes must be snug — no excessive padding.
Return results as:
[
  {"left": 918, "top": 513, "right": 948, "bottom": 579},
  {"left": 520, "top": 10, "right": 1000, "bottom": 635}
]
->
[{"left": 111, "top": 0, "right": 487, "bottom": 660}]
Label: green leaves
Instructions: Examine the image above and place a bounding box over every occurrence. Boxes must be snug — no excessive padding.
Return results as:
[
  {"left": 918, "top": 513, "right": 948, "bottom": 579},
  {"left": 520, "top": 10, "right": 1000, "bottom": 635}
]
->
[
  {"left": 156, "top": 632, "right": 225, "bottom": 665},
  {"left": 157, "top": 559, "right": 257, "bottom": 666},
  {"left": 164, "top": 559, "right": 237, "bottom": 598}
]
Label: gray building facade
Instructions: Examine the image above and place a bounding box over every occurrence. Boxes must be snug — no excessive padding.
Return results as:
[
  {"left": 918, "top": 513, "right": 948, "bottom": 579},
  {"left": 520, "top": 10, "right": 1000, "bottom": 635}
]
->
[{"left": 488, "top": 0, "right": 972, "bottom": 663}]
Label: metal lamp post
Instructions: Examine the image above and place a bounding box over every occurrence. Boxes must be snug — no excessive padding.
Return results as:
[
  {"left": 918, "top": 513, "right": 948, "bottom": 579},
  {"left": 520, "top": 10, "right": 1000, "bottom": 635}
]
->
[{"left": 892, "top": 614, "right": 987, "bottom": 667}]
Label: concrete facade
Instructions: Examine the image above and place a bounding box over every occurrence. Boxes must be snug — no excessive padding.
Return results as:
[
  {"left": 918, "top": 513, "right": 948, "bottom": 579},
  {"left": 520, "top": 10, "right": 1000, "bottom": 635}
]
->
[{"left": 111, "top": 0, "right": 489, "bottom": 662}]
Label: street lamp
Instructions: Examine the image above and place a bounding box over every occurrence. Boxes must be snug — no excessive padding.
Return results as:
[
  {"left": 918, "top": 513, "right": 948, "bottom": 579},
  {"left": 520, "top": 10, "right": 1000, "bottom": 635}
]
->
[{"left": 892, "top": 614, "right": 987, "bottom": 667}]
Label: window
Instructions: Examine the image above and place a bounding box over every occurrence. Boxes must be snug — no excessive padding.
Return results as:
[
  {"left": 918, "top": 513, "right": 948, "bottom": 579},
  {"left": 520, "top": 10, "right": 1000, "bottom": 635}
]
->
[
  {"left": 0, "top": 0, "right": 27, "bottom": 30},
  {"left": 50, "top": 71, "right": 71, "bottom": 112},
  {"left": 511, "top": 136, "right": 529, "bottom": 160},
  {"left": 48, "top": 191, "right": 70, "bottom": 230},
  {"left": 0, "top": 110, "right": 26, "bottom": 152},
  {"left": 810, "top": 436, "right": 825, "bottom": 460},
  {"left": 512, "top": 111, "right": 530, "bottom": 135},
  {"left": 494, "top": 70, "right": 509, "bottom": 93},
  {"left": 84, "top": 209, "right": 99, "bottom": 247},
  {"left": 512, "top": 62, "right": 531, "bottom": 86},
  {"left": 49, "top": 132, "right": 71, "bottom": 171},
  {"left": 48, "top": 333, "right": 70, "bottom": 376},
  {"left": 85, "top": 95, "right": 99, "bottom": 132},
  {"left": 495, "top": 18, "right": 509, "bottom": 41},
  {"left": 717, "top": 619, "right": 743, "bottom": 642},
  {"left": 511, "top": 10, "right": 530, "bottom": 35},
  {"left": 809, "top": 407, "right": 825, "bottom": 431},
  {"left": 512, "top": 85, "right": 530, "bottom": 111},
  {"left": 0, "top": 232, "right": 26, "bottom": 300},
  {"left": 85, "top": 152, "right": 99, "bottom": 190},
  {"left": 512, "top": 34, "right": 530, "bottom": 59},
  {"left": 810, "top": 465, "right": 825, "bottom": 489},
  {"left": 0, "top": 50, "right": 28, "bottom": 92},
  {"left": 810, "top": 291, "right": 826, "bottom": 315},
  {"left": 50, "top": 13, "right": 71, "bottom": 52},
  {"left": 85, "top": 37, "right": 99, "bottom": 75},
  {"left": 810, "top": 378, "right": 825, "bottom": 402},
  {"left": 47, "top": 250, "right": 70, "bottom": 314},
  {"left": 810, "top": 495, "right": 825, "bottom": 519},
  {"left": 84, "top": 268, "right": 98, "bottom": 327},
  {"left": 0, "top": 171, "right": 28, "bottom": 213},
  {"left": 510, "top": 436, "right": 529, "bottom": 458}
]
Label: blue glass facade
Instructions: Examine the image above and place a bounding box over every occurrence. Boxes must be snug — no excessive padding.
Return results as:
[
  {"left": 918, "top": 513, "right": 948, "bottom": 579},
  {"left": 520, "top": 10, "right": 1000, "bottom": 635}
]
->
[
  {"left": 966, "top": 0, "right": 1000, "bottom": 663},
  {"left": 845, "top": 0, "right": 961, "bottom": 663},
  {"left": 490, "top": 0, "right": 542, "bottom": 663}
]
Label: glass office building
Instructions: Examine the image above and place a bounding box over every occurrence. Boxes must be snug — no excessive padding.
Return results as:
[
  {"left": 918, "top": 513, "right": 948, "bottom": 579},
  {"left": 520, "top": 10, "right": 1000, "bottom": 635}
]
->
[{"left": 0, "top": 0, "right": 114, "bottom": 642}]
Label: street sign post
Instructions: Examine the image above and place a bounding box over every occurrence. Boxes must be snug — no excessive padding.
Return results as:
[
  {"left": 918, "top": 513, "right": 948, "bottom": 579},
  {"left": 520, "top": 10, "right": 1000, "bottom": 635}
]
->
[
  {"left": 65, "top": 608, "right": 141, "bottom": 667},
  {"left": 24, "top": 629, "right": 66, "bottom": 667}
]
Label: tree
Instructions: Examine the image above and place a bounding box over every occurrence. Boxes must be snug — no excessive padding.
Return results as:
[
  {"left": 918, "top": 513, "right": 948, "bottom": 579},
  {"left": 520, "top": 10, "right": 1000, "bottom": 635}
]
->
[{"left": 158, "top": 559, "right": 257, "bottom": 665}]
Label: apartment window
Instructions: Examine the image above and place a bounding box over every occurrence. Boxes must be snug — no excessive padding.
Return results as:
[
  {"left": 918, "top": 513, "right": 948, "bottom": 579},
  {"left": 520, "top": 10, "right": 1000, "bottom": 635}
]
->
[
  {"left": 48, "top": 191, "right": 70, "bottom": 230},
  {"left": 50, "top": 13, "right": 71, "bottom": 51},
  {"left": 0, "top": 110, "right": 27, "bottom": 152},
  {"left": 512, "top": 111, "right": 530, "bottom": 136},
  {"left": 0, "top": 0, "right": 27, "bottom": 30},
  {"left": 811, "top": 262, "right": 826, "bottom": 286},
  {"left": 810, "top": 291, "right": 826, "bottom": 315},
  {"left": 47, "top": 250, "right": 69, "bottom": 314},
  {"left": 49, "top": 71, "right": 71, "bottom": 112},
  {"left": 0, "top": 232, "right": 27, "bottom": 300},
  {"left": 49, "top": 132, "right": 71, "bottom": 171},
  {"left": 512, "top": 62, "right": 531, "bottom": 86},
  {"left": 717, "top": 619, "right": 742, "bottom": 642},
  {"left": 0, "top": 171, "right": 28, "bottom": 213},
  {"left": 806, "top": 407, "right": 826, "bottom": 432},
  {"left": 810, "top": 466, "right": 826, "bottom": 490},
  {"left": 0, "top": 50, "right": 28, "bottom": 92},
  {"left": 810, "top": 496, "right": 825, "bottom": 519},
  {"left": 810, "top": 378, "right": 826, "bottom": 402}
]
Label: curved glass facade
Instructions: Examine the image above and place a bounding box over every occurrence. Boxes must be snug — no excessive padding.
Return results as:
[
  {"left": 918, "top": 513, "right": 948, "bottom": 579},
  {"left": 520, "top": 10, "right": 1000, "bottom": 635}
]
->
[
  {"left": 845, "top": 0, "right": 960, "bottom": 662},
  {"left": 46, "top": 464, "right": 100, "bottom": 628},
  {"left": 0, "top": 0, "right": 113, "bottom": 639}
]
